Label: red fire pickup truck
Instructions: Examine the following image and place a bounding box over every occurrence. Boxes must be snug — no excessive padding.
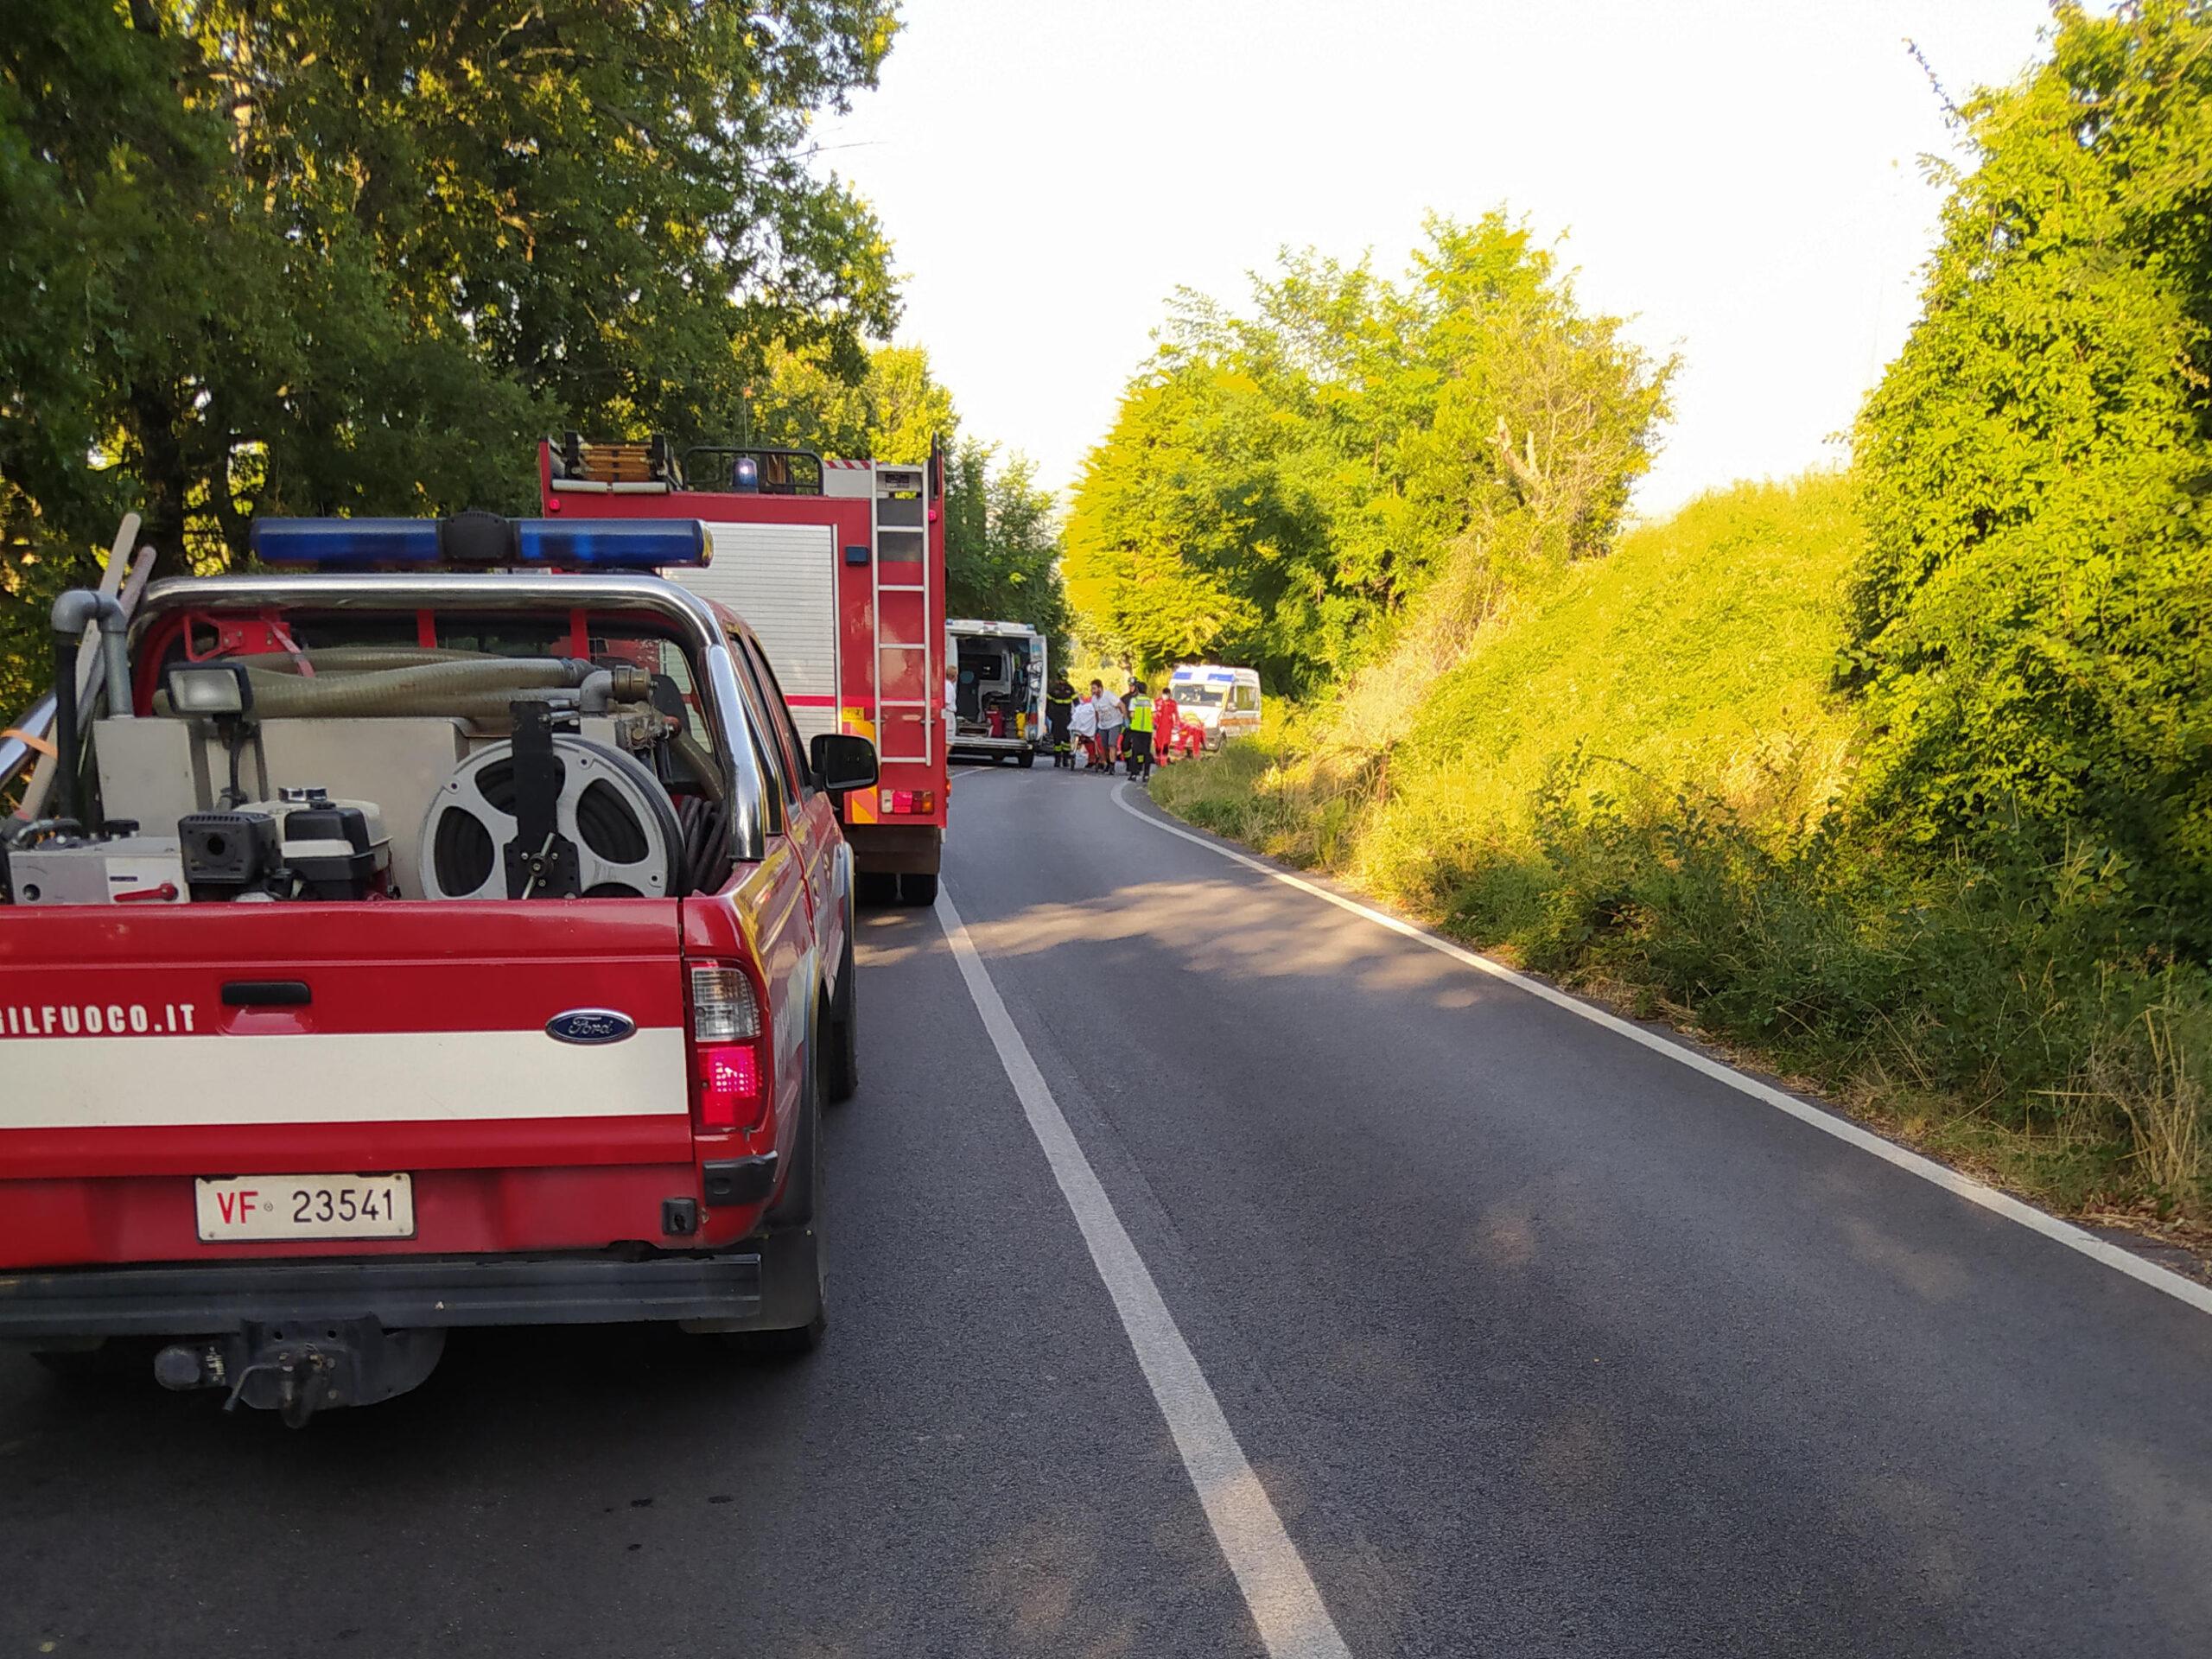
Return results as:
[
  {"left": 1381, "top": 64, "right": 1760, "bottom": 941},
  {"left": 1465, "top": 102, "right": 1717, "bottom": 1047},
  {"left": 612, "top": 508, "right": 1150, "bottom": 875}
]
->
[{"left": 0, "top": 512, "right": 874, "bottom": 1423}]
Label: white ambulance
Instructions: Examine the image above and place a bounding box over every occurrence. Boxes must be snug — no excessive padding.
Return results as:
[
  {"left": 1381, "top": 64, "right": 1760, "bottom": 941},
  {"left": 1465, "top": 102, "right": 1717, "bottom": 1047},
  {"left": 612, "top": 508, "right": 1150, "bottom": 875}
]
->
[{"left": 1167, "top": 664, "right": 1262, "bottom": 749}]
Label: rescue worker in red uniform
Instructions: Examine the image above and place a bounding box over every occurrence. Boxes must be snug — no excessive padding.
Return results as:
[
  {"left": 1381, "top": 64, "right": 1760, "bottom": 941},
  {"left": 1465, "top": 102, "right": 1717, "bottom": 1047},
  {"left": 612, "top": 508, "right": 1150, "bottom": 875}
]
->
[{"left": 1152, "top": 689, "right": 1179, "bottom": 767}]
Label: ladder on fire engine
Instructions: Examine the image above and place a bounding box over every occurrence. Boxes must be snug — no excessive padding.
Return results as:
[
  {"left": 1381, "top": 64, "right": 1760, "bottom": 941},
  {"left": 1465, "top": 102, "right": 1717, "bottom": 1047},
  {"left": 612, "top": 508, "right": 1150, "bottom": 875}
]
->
[{"left": 869, "top": 464, "right": 933, "bottom": 765}]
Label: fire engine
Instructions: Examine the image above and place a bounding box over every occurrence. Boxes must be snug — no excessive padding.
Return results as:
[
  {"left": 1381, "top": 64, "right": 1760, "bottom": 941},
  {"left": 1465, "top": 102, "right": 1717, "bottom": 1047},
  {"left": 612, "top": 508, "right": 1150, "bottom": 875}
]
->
[
  {"left": 0, "top": 512, "right": 874, "bottom": 1421},
  {"left": 541, "top": 435, "right": 948, "bottom": 905}
]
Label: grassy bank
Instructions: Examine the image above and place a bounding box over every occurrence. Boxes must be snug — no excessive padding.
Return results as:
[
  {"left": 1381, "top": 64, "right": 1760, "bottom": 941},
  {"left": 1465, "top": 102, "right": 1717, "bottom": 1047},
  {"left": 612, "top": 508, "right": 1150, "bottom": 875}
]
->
[{"left": 1155, "top": 474, "right": 2212, "bottom": 1237}]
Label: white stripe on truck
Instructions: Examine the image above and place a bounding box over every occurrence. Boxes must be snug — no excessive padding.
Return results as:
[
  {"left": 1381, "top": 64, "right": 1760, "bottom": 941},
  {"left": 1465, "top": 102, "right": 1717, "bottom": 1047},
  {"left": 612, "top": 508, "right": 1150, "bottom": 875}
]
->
[{"left": 0, "top": 1027, "right": 689, "bottom": 1129}]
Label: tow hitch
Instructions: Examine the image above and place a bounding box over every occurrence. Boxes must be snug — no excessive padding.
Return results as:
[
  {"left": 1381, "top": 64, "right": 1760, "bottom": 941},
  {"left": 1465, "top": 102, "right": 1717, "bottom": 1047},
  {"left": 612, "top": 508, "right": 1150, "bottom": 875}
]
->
[{"left": 155, "top": 1320, "right": 446, "bottom": 1427}]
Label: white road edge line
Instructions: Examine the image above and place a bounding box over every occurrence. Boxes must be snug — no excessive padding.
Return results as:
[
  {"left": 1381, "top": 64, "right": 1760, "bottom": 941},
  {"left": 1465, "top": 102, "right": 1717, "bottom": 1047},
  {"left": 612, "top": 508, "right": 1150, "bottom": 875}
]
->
[
  {"left": 1111, "top": 783, "right": 2212, "bottom": 1320},
  {"left": 934, "top": 887, "right": 1354, "bottom": 1659}
]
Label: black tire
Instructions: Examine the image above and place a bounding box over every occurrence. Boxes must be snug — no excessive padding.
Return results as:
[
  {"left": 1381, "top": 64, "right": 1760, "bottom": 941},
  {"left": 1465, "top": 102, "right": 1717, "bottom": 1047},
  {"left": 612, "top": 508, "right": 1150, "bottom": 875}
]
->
[
  {"left": 766, "top": 1039, "right": 821, "bottom": 1228},
  {"left": 855, "top": 870, "right": 898, "bottom": 907},
  {"left": 1017, "top": 749, "right": 1036, "bottom": 769},
  {"left": 898, "top": 871, "right": 938, "bottom": 906},
  {"left": 825, "top": 922, "right": 858, "bottom": 1104}
]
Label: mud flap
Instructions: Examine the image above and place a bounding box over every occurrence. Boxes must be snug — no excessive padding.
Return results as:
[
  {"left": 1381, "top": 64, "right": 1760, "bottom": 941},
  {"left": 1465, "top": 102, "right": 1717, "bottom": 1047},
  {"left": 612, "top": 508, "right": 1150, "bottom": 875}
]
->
[{"left": 756, "top": 1222, "right": 822, "bottom": 1332}]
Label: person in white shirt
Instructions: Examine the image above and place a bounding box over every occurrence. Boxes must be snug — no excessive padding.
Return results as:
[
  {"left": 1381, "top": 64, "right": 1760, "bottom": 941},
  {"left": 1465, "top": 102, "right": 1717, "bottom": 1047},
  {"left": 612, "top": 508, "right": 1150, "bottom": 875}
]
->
[
  {"left": 1091, "top": 679, "right": 1125, "bottom": 771},
  {"left": 1069, "top": 693, "right": 1099, "bottom": 769}
]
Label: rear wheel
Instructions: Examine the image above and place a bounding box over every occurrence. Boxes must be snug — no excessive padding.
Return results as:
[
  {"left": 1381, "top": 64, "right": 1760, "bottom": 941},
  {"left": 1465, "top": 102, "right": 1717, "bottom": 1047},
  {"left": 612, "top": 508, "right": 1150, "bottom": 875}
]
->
[
  {"left": 898, "top": 871, "right": 938, "bottom": 906},
  {"left": 1017, "top": 749, "right": 1036, "bottom": 769},
  {"left": 766, "top": 1035, "right": 821, "bottom": 1229},
  {"left": 824, "top": 923, "right": 859, "bottom": 1104}
]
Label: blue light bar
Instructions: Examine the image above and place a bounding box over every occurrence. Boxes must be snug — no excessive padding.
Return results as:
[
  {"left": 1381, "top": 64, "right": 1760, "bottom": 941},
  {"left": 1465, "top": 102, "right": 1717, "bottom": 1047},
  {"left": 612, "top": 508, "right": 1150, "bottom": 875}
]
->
[
  {"left": 251, "top": 518, "right": 442, "bottom": 568},
  {"left": 250, "top": 516, "right": 709, "bottom": 572},
  {"left": 515, "top": 518, "right": 709, "bottom": 569}
]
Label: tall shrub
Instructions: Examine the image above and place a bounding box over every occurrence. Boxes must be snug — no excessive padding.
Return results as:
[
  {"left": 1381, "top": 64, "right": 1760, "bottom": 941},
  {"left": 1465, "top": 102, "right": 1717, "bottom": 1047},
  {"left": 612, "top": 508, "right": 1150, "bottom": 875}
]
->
[{"left": 1851, "top": 0, "right": 2212, "bottom": 942}]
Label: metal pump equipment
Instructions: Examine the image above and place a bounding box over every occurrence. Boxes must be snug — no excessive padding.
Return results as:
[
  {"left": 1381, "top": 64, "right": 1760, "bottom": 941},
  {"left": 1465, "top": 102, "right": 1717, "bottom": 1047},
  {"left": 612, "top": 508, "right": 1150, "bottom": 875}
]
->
[{"left": 0, "top": 588, "right": 186, "bottom": 907}]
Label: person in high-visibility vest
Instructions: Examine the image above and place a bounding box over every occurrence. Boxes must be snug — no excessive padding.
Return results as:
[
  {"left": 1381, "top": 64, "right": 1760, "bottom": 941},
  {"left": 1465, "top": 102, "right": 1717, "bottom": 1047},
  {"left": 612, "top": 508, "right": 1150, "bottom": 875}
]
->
[
  {"left": 1123, "top": 681, "right": 1156, "bottom": 781},
  {"left": 1045, "top": 677, "right": 1076, "bottom": 768}
]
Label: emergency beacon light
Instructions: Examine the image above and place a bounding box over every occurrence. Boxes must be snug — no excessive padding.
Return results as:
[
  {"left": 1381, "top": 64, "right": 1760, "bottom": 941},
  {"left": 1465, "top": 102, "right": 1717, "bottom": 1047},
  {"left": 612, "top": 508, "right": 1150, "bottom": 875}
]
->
[{"left": 250, "top": 513, "right": 711, "bottom": 573}]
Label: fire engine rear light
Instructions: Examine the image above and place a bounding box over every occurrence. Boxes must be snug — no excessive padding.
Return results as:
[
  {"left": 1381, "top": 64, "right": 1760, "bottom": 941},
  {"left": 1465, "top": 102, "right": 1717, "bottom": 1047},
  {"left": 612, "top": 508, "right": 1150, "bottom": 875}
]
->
[
  {"left": 696, "top": 1043, "right": 762, "bottom": 1131},
  {"left": 690, "top": 965, "right": 760, "bottom": 1042}
]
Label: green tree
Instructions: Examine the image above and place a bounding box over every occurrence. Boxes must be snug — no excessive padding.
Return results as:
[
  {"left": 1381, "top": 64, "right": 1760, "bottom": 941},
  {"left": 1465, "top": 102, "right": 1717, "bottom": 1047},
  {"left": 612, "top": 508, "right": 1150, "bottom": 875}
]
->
[
  {"left": 1065, "top": 214, "right": 1671, "bottom": 692},
  {"left": 1, "top": 0, "right": 900, "bottom": 716},
  {"left": 749, "top": 341, "right": 1072, "bottom": 656},
  {"left": 1850, "top": 0, "right": 2212, "bottom": 936},
  {"left": 944, "top": 442, "right": 1072, "bottom": 659},
  {"left": 749, "top": 340, "right": 957, "bottom": 463}
]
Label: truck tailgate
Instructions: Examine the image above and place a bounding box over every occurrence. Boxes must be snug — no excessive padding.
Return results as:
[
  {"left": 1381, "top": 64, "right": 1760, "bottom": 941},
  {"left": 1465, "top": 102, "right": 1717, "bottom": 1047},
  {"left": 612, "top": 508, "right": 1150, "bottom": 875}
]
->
[{"left": 0, "top": 901, "right": 691, "bottom": 1268}]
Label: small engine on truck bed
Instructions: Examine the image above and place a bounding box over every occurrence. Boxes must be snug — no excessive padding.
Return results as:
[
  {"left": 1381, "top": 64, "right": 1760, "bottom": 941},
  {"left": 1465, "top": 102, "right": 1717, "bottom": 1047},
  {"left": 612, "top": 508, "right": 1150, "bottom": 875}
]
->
[{"left": 181, "top": 789, "right": 391, "bottom": 901}]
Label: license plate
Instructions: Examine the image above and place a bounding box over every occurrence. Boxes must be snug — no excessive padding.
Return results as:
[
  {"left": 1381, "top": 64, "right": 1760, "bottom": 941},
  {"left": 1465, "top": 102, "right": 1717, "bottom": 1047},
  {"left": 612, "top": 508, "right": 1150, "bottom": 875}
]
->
[{"left": 195, "top": 1173, "right": 415, "bottom": 1242}]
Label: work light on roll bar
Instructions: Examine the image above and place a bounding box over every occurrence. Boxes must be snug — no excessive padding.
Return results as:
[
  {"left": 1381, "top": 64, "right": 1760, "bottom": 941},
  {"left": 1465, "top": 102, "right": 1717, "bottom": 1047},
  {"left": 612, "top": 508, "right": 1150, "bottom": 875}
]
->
[{"left": 249, "top": 513, "right": 710, "bottom": 573}]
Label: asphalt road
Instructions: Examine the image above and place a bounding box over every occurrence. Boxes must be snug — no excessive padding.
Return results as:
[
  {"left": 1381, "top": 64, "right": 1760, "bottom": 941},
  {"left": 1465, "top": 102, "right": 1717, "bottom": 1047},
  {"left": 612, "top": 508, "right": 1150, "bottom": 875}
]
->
[{"left": 6, "top": 761, "right": 2212, "bottom": 1656}]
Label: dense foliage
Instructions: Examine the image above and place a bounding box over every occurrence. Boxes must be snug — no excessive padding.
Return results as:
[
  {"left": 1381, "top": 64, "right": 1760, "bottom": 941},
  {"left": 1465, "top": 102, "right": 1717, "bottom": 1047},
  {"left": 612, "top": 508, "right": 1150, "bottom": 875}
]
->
[
  {"left": 749, "top": 340, "right": 1072, "bottom": 658},
  {"left": 1145, "top": 4, "right": 2212, "bottom": 1223},
  {"left": 1065, "top": 215, "right": 1672, "bottom": 692},
  {"left": 941, "top": 445, "right": 1074, "bottom": 655},
  {"left": 1, "top": 0, "right": 901, "bottom": 716},
  {"left": 749, "top": 341, "right": 955, "bottom": 467},
  {"left": 1160, "top": 476, "right": 2211, "bottom": 1219},
  {"left": 1851, "top": 0, "right": 2212, "bottom": 942}
]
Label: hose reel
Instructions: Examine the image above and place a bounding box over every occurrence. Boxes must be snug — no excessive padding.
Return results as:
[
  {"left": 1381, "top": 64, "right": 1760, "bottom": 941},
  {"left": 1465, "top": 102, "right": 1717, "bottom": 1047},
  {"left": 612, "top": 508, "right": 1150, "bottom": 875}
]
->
[{"left": 416, "top": 723, "right": 683, "bottom": 901}]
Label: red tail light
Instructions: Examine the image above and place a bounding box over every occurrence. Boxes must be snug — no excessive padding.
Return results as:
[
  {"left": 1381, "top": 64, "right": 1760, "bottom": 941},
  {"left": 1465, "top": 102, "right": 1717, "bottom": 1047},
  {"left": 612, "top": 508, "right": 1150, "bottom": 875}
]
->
[
  {"left": 696, "top": 1043, "right": 761, "bottom": 1130},
  {"left": 688, "top": 964, "right": 765, "bottom": 1133}
]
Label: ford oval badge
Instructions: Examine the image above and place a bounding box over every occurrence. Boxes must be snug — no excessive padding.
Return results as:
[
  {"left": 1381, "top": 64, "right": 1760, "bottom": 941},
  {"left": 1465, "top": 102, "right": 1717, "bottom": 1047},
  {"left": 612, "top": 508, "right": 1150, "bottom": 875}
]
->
[{"left": 546, "top": 1008, "right": 638, "bottom": 1046}]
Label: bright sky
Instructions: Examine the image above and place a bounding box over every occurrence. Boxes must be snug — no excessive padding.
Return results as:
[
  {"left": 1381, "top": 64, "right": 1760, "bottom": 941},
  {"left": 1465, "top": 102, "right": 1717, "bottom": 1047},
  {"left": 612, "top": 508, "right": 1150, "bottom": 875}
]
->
[{"left": 816, "top": 0, "right": 2057, "bottom": 516}]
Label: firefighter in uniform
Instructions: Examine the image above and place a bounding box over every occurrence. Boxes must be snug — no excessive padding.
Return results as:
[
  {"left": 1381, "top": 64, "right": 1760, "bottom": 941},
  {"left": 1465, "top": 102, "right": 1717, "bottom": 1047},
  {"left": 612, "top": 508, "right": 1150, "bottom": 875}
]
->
[
  {"left": 1124, "top": 682, "right": 1156, "bottom": 781},
  {"left": 1046, "top": 677, "right": 1076, "bottom": 768}
]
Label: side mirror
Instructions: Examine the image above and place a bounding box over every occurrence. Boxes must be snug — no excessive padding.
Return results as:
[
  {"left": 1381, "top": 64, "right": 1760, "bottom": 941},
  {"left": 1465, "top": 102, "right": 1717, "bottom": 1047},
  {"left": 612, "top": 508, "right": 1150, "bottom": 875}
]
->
[{"left": 810, "top": 732, "right": 879, "bottom": 796}]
